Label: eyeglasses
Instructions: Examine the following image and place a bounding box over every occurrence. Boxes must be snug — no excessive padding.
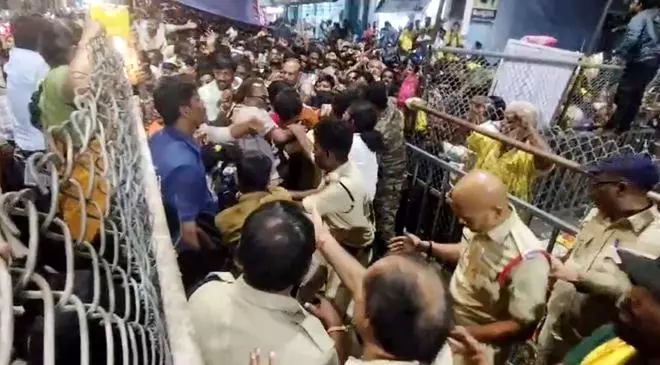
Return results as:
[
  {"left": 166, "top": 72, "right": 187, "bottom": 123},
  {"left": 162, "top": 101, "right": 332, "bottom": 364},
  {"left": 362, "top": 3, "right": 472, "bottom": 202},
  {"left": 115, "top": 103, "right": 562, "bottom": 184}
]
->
[{"left": 590, "top": 179, "right": 624, "bottom": 188}]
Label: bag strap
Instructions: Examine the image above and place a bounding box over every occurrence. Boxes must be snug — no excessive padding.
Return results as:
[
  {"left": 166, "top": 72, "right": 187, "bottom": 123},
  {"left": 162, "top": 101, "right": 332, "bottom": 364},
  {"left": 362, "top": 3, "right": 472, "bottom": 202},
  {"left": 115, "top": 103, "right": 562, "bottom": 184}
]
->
[
  {"left": 497, "top": 249, "right": 551, "bottom": 288},
  {"left": 337, "top": 180, "right": 356, "bottom": 214}
]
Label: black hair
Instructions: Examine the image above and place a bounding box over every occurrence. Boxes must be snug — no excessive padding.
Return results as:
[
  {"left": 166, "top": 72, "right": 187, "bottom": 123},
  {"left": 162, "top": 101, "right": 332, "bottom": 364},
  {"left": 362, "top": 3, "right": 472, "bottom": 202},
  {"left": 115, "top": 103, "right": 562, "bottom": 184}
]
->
[
  {"left": 640, "top": 0, "right": 660, "bottom": 9},
  {"left": 182, "top": 55, "right": 196, "bottom": 68},
  {"left": 316, "top": 73, "right": 336, "bottom": 89},
  {"left": 233, "top": 54, "right": 253, "bottom": 73},
  {"left": 238, "top": 201, "right": 316, "bottom": 292},
  {"left": 174, "top": 42, "right": 194, "bottom": 57},
  {"left": 364, "top": 254, "right": 452, "bottom": 364},
  {"left": 487, "top": 95, "right": 506, "bottom": 121},
  {"left": 332, "top": 88, "right": 361, "bottom": 119},
  {"left": 11, "top": 15, "right": 46, "bottom": 51},
  {"left": 308, "top": 91, "right": 336, "bottom": 109},
  {"left": 214, "top": 44, "right": 232, "bottom": 57},
  {"left": 267, "top": 80, "right": 292, "bottom": 106},
  {"left": 147, "top": 50, "right": 164, "bottom": 65},
  {"left": 313, "top": 117, "right": 353, "bottom": 162},
  {"left": 363, "top": 82, "right": 389, "bottom": 110},
  {"left": 213, "top": 55, "right": 237, "bottom": 72},
  {"left": 153, "top": 76, "right": 198, "bottom": 126},
  {"left": 273, "top": 89, "right": 303, "bottom": 123},
  {"left": 196, "top": 55, "right": 214, "bottom": 78},
  {"left": 357, "top": 71, "right": 376, "bottom": 85},
  {"left": 39, "top": 19, "right": 77, "bottom": 68},
  {"left": 236, "top": 150, "right": 273, "bottom": 193},
  {"left": 349, "top": 100, "right": 384, "bottom": 153}
]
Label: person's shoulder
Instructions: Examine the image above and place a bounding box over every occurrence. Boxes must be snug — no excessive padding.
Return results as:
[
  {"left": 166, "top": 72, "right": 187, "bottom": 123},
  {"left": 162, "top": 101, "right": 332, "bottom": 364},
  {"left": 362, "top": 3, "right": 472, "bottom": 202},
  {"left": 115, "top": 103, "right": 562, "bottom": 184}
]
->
[
  {"left": 188, "top": 274, "right": 236, "bottom": 306},
  {"left": 635, "top": 208, "right": 660, "bottom": 256},
  {"left": 150, "top": 133, "right": 197, "bottom": 167},
  {"left": 509, "top": 211, "right": 544, "bottom": 250}
]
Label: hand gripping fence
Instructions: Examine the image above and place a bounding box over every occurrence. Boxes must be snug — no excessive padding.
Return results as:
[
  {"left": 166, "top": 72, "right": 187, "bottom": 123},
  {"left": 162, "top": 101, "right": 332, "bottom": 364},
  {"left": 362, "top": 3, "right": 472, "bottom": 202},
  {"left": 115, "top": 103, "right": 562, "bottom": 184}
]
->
[{"left": 0, "top": 34, "right": 203, "bottom": 364}]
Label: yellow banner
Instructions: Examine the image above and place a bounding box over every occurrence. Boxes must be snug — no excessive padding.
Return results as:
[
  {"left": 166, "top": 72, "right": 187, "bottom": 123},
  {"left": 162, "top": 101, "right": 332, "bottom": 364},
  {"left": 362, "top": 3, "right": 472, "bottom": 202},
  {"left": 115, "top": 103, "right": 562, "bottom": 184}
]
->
[{"left": 90, "top": 3, "right": 130, "bottom": 39}]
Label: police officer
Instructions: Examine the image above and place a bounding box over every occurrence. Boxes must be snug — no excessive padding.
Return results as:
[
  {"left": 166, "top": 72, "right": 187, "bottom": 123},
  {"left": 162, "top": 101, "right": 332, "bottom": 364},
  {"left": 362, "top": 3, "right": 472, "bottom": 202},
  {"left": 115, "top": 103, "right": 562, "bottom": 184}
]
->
[
  {"left": 390, "top": 170, "right": 550, "bottom": 364},
  {"left": 536, "top": 154, "right": 660, "bottom": 365},
  {"left": 188, "top": 201, "right": 345, "bottom": 365}
]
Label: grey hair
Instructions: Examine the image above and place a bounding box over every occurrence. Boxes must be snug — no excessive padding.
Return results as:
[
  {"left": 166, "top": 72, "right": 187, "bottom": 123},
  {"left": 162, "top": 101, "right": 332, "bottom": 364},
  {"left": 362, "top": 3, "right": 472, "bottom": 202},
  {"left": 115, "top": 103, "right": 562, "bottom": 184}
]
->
[{"left": 506, "top": 100, "right": 538, "bottom": 128}]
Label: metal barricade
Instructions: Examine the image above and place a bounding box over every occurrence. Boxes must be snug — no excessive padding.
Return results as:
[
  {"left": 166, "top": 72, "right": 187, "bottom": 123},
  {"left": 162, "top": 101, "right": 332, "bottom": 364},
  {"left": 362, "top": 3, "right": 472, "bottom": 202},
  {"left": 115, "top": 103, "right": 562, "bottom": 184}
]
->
[
  {"left": 0, "top": 34, "right": 202, "bottom": 365},
  {"left": 413, "top": 47, "right": 656, "bottom": 223},
  {"left": 402, "top": 143, "right": 579, "bottom": 254}
]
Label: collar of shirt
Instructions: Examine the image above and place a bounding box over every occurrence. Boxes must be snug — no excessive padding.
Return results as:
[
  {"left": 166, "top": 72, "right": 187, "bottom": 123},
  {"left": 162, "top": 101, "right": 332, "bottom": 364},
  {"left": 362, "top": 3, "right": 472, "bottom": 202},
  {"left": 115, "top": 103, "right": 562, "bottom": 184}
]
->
[
  {"left": 610, "top": 204, "right": 660, "bottom": 234},
  {"left": 234, "top": 276, "right": 304, "bottom": 316},
  {"left": 485, "top": 206, "right": 519, "bottom": 244},
  {"left": 163, "top": 126, "right": 200, "bottom": 155},
  {"left": 325, "top": 161, "right": 353, "bottom": 183}
]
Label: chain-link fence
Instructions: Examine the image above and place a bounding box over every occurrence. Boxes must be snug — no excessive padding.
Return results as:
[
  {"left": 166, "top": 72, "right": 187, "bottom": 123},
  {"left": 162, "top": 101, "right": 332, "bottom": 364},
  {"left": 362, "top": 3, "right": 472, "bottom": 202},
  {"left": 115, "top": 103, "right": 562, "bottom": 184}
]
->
[
  {"left": 411, "top": 47, "right": 657, "bottom": 223},
  {"left": 0, "top": 33, "right": 200, "bottom": 365}
]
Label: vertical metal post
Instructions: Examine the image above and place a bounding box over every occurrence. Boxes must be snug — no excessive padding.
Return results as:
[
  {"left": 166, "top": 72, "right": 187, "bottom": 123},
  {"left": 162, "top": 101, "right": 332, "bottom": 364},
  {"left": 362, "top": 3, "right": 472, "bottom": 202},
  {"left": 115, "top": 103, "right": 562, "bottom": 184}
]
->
[
  {"left": 587, "top": 0, "right": 615, "bottom": 55},
  {"left": 431, "top": 0, "right": 446, "bottom": 44}
]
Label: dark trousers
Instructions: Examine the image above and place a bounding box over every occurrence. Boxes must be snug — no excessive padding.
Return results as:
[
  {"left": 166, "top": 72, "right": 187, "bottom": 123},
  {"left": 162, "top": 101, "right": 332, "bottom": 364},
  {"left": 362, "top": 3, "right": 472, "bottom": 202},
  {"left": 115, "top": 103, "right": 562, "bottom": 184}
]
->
[
  {"left": 178, "top": 213, "right": 232, "bottom": 294},
  {"left": 606, "top": 58, "right": 660, "bottom": 133}
]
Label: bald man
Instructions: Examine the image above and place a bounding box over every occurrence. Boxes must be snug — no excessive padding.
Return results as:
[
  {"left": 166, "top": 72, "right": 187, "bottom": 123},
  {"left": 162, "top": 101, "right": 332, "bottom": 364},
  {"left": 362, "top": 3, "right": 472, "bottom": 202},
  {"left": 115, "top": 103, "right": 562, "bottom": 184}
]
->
[
  {"left": 312, "top": 207, "right": 454, "bottom": 365},
  {"left": 390, "top": 170, "right": 550, "bottom": 364}
]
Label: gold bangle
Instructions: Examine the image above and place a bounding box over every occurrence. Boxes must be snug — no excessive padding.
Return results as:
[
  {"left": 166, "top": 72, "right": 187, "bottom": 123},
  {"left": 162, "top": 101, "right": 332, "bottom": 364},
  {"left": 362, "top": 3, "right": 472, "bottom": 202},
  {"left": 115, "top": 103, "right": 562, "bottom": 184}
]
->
[{"left": 327, "top": 325, "right": 348, "bottom": 334}]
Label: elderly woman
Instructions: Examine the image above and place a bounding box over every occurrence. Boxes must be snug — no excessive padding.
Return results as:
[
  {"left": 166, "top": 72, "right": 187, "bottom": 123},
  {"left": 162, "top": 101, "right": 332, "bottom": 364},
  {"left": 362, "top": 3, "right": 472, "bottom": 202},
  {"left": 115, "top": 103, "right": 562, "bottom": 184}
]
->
[{"left": 466, "top": 101, "right": 553, "bottom": 202}]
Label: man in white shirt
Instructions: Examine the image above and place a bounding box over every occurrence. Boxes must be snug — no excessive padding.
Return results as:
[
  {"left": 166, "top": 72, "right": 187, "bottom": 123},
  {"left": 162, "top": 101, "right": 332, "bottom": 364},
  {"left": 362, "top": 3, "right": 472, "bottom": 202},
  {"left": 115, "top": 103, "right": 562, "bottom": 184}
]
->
[
  {"left": 198, "top": 56, "right": 243, "bottom": 122},
  {"left": 4, "top": 15, "right": 51, "bottom": 153},
  {"left": 135, "top": 18, "right": 197, "bottom": 53}
]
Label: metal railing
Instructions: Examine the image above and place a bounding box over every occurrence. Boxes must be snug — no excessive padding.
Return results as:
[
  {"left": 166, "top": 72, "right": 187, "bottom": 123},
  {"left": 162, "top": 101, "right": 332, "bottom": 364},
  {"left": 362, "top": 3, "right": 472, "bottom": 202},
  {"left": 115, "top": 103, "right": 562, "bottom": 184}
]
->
[
  {"left": 413, "top": 47, "right": 657, "bottom": 222},
  {"left": 402, "top": 143, "right": 579, "bottom": 254},
  {"left": 0, "top": 33, "right": 200, "bottom": 365},
  {"left": 407, "top": 99, "right": 658, "bottom": 225}
]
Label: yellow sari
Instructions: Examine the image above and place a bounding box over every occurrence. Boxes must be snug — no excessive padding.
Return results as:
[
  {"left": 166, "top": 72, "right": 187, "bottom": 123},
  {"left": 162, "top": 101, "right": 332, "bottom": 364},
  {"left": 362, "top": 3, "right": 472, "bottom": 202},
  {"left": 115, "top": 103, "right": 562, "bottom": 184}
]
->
[{"left": 466, "top": 132, "right": 537, "bottom": 202}]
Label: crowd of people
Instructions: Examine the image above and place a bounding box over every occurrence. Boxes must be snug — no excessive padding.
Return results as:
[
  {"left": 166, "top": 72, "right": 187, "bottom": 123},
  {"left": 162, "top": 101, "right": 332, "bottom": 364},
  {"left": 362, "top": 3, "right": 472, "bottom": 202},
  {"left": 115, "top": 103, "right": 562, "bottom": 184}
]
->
[{"left": 0, "top": 2, "right": 659, "bottom": 365}]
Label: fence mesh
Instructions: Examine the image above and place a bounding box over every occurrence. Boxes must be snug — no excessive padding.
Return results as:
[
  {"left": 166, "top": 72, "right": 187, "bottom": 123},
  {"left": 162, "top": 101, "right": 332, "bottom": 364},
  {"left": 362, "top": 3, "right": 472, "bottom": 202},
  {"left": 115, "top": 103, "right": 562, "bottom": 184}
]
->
[
  {"left": 0, "top": 33, "right": 184, "bottom": 365},
  {"left": 413, "top": 48, "right": 657, "bottom": 223}
]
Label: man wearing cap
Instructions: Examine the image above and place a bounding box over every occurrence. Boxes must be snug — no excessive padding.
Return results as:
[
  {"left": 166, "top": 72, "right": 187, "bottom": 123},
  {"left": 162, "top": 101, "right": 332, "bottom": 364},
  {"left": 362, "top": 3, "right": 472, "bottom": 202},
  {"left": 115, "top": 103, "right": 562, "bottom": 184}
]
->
[
  {"left": 535, "top": 154, "right": 660, "bottom": 365},
  {"left": 561, "top": 250, "right": 660, "bottom": 365}
]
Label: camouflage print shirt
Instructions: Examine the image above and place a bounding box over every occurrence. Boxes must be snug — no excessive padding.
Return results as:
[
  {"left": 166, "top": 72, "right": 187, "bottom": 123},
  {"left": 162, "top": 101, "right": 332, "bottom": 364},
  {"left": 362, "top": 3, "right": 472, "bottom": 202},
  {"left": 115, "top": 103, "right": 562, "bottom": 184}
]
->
[{"left": 374, "top": 103, "right": 406, "bottom": 178}]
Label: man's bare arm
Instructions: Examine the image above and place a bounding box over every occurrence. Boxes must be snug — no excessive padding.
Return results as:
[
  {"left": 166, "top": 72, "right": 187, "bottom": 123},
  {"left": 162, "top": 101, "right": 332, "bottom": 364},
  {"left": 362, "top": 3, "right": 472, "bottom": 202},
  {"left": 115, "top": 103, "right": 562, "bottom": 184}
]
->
[{"left": 465, "top": 320, "right": 525, "bottom": 343}]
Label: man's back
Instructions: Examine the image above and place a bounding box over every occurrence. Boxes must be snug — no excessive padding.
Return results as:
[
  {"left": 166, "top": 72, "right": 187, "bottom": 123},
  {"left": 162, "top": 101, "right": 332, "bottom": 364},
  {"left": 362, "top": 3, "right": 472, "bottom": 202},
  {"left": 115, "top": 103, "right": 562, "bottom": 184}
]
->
[
  {"left": 188, "top": 276, "right": 339, "bottom": 365},
  {"left": 4, "top": 47, "right": 50, "bottom": 151}
]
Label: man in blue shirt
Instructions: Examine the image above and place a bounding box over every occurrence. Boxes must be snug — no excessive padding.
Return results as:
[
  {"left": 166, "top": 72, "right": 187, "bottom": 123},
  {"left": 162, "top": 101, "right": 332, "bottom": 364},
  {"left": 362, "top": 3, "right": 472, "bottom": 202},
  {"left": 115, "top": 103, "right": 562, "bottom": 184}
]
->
[
  {"left": 606, "top": 0, "right": 660, "bottom": 133},
  {"left": 150, "top": 76, "right": 219, "bottom": 251}
]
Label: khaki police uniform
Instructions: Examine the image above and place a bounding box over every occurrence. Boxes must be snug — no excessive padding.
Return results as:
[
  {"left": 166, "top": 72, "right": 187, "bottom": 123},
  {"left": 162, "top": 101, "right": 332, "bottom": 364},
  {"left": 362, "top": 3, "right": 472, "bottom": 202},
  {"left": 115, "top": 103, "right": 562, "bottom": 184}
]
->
[
  {"left": 188, "top": 273, "right": 340, "bottom": 365},
  {"left": 215, "top": 187, "right": 292, "bottom": 245},
  {"left": 535, "top": 205, "right": 660, "bottom": 365},
  {"left": 302, "top": 161, "right": 375, "bottom": 250},
  {"left": 450, "top": 208, "right": 550, "bottom": 365},
  {"left": 302, "top": 161, "right": 375, "bottom": 313}
]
